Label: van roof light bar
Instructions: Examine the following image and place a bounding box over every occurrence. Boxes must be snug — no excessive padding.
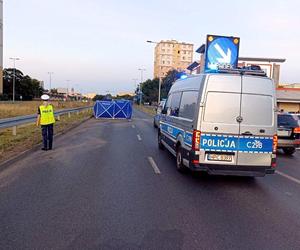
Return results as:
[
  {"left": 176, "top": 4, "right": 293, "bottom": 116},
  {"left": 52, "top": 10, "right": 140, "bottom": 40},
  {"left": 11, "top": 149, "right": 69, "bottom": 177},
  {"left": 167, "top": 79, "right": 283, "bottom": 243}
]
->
[{"left": 216, "top": 68, "right": 267, "bottom": 77}]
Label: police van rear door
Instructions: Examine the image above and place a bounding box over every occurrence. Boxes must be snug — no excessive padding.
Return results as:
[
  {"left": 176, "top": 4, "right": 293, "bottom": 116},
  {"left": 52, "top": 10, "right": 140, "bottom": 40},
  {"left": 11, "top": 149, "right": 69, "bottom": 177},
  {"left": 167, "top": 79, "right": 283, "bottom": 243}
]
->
[
  {"left": 237, "top": 76, "right": 275, "bottom": 166},
  {"left": 200, "top": 74, "right": 242, "bottom": 165}
]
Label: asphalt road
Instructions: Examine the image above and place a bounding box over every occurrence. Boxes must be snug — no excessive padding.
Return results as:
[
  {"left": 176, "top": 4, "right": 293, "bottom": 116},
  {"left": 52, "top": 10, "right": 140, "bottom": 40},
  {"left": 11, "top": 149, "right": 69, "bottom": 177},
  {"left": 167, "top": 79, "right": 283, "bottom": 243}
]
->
[{"left": 1, "top": 109, "right": 300, "bottom": 250}]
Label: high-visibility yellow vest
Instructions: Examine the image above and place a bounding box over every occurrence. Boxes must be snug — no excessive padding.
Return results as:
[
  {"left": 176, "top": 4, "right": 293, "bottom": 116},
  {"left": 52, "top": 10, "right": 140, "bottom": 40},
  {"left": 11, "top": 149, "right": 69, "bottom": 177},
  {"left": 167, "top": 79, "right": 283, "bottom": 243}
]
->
[{"left": 39, "top": 105, "right": 55, "bottom": 125}]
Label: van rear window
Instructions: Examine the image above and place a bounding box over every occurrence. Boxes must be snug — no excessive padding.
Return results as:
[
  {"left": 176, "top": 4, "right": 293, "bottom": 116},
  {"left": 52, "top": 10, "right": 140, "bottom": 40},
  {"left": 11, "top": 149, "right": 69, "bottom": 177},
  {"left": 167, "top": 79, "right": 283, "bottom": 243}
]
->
[
  {"left": 204, "top": 92, "right": 240, "bottom": 124},
  {"left": 241, "top": 94, "right": 273, "bottom": 126}
]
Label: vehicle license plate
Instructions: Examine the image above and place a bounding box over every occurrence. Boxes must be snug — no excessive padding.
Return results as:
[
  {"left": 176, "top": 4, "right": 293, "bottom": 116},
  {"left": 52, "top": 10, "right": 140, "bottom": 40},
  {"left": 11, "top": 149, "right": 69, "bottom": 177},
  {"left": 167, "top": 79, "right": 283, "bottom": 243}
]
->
[{"left": 207, "top": 154, "right": 233, "bottom": 162}]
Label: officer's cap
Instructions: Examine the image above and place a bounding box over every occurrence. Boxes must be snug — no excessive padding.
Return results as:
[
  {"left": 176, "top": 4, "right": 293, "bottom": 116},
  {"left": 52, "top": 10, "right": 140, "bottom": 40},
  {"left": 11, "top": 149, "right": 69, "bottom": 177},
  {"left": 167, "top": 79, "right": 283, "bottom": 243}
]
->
[{"left": 41, "top": 94, "right": 50, "bottom": 100}]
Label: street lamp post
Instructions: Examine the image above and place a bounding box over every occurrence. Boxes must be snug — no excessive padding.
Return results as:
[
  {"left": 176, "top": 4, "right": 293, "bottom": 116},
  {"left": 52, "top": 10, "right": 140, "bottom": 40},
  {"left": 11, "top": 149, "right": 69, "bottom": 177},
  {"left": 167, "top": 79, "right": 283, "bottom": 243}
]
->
[
  {"left": 132, "top": 78, "right": 138, "bottom": 90},
  {"left": 48, "top": 72, "right": 54, "bottom": 93},
  {"left": 9, "top": 57, "right": 20, "bottom": 102},
  {"left": 147, "top": 40, "right": 162, "bottom": 105},
  {"left": 138, "top": 68, "right": 146, "bottom": 105}
]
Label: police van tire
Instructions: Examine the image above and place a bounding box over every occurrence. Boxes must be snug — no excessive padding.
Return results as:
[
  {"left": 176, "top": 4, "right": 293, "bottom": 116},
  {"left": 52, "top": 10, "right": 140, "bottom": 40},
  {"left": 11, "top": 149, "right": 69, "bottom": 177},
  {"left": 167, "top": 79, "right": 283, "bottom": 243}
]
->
[
  {"left": 176, "top": 146, "right": 187, "bottom": 173},
  {"left": 283, "top": 147, "right": 295, "bottom": 155},
  {"left": 158, "top": 132, "right": 164, "bottom": 150}
]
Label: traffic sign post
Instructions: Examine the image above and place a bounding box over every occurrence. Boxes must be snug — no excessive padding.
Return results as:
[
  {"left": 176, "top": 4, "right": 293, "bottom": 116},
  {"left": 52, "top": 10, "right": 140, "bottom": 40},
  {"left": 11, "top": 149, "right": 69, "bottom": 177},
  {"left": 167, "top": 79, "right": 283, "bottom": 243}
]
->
[{"left": 204, "top": 35, "right": 240, "bottom": 72}]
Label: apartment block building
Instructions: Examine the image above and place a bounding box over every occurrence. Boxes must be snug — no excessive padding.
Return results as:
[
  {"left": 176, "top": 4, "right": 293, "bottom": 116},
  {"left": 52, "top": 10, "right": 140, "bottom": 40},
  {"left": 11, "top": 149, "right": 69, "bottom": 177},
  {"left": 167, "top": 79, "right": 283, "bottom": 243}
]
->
[{"left": 154, "top": 40, "right": 193, "bottom": 79}]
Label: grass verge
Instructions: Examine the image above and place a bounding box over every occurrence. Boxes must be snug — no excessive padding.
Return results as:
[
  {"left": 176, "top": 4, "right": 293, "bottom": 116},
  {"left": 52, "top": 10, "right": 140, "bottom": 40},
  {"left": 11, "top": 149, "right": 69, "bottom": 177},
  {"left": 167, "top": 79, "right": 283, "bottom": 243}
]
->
[
  {"left": 0, "top": 109, "right": 93, "bottom": 164},
  {"left": 134, "top": 104, "right": 156, "bottom": 116},
  {"left": 0, "top": 101, "right": 93, "bottom": 119}
]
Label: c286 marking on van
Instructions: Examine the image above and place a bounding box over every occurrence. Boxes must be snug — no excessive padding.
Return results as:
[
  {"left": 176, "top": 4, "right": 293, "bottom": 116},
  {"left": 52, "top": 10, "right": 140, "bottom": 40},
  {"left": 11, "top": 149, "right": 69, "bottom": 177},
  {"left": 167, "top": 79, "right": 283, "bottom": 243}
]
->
[
  {"left": 246, "top": 140, "right": 263, "bottom": 149},
  {"left": 238, "top": 137, "right": 273, "bottom": 153}
]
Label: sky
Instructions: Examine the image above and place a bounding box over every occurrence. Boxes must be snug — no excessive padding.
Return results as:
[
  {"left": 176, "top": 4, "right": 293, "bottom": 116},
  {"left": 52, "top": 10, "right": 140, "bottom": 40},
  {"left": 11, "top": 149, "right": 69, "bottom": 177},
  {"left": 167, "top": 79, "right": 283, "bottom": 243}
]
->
[{"left": 3, "top": 0, "right": 300, "bottom": 94}]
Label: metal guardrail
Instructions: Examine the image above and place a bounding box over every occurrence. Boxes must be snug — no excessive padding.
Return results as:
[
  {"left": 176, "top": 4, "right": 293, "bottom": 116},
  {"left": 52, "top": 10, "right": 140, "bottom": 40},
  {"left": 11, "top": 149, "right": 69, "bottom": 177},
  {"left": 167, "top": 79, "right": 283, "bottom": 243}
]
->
[{"left": 0, "top": 106, "right": 93, "bottom": 130}]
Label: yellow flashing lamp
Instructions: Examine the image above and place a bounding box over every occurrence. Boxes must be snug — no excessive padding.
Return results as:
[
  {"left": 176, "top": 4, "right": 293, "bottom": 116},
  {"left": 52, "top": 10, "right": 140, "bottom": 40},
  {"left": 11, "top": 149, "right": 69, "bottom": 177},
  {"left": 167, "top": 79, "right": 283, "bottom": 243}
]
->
[{"left": 233, "top": 38, "right": 239, "bottom": 44}]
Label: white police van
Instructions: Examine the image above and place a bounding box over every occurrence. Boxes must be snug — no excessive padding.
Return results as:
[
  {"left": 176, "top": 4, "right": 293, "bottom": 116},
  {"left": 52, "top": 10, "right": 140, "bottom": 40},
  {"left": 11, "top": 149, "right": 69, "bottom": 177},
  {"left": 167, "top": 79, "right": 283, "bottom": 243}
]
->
[{"left": 158, "top": 69, "right": 277, "bottom": 176}]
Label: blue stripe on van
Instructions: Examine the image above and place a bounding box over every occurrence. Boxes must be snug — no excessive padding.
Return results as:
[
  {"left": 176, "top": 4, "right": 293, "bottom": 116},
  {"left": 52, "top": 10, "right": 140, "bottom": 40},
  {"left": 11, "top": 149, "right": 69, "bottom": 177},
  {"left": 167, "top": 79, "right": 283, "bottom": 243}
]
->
[
  {"left": 200, "top": 134, "right": 273, "bottom": 153},
  {"left": 184, "top": 132, "right": 193, "bottom": 147},
  {"left": 160, "top": 122, "right": 193, "bottom": 147}
]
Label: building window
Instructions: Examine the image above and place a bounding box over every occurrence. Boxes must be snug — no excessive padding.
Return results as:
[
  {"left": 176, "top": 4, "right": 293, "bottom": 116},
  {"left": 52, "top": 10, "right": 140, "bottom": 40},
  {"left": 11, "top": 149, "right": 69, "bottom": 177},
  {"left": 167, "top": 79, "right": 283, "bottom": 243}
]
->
[
  {"left": 183, "top": 56, "right": 186, "bottom": 60},
  {"left": 162, "top": 49, "right": 165, "bottom": 52},
  {"left": 162, "top": 60, "right": 165, "bottom": 64}
]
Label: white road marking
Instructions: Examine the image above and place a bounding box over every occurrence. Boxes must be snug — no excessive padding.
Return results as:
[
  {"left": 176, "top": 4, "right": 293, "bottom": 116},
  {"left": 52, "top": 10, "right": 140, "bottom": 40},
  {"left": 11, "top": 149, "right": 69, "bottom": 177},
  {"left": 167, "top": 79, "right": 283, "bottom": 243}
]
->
[
  {"left": 132, "top": 125, "right": 135, "bottom": 128},
  {"left": 276, "top": 170, "right": 300, "bottom": 185},
  {"left": 137, "top": 134, "right": 142, "bottom": 141},
  {"left": 148, "top": 157, "right": 161, "bottom": 174}
]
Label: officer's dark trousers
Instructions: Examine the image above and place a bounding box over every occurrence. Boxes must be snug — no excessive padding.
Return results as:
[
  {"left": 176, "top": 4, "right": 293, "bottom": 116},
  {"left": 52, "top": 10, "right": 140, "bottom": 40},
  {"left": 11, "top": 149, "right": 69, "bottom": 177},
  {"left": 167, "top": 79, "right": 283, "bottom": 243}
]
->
[{"left": 41, "top": 124, "right": 54, "bottom": 149}]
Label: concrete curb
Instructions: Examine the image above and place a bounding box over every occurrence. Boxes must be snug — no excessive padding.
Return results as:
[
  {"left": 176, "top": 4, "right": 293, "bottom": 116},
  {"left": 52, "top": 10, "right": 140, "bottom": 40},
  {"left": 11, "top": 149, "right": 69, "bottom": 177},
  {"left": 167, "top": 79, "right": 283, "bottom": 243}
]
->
[{"left": 0, "top": 116, "right": 92, "bottom": 172}]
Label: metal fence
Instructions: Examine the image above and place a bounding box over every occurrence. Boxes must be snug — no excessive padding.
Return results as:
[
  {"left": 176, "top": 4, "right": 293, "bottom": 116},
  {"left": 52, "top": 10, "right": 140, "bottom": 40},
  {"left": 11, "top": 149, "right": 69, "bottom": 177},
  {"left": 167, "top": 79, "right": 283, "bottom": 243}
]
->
[{"left": 0, "top": 106, "right": 92, "bottom": 135}]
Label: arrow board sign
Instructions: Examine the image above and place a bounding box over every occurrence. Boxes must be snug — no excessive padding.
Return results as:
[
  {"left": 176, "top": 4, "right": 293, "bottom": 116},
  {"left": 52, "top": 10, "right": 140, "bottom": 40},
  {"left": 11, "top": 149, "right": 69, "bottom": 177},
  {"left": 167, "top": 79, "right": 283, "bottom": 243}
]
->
[{"left": 204, "top": 35, "right": 240, "bottom": 72}]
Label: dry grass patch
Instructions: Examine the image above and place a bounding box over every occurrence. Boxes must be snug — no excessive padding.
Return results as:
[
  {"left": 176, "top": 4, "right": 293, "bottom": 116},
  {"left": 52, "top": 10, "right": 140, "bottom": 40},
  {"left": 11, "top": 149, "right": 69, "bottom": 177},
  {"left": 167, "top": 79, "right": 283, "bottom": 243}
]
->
[
  {"left": 0, "top": 101, "right": 93, "bottom": 119},
  {"left": 134, "top": 105, "right": 156, "bottom": 116},
  {"left": 0, "top": 110, "right": 93, "bottom": 164}
]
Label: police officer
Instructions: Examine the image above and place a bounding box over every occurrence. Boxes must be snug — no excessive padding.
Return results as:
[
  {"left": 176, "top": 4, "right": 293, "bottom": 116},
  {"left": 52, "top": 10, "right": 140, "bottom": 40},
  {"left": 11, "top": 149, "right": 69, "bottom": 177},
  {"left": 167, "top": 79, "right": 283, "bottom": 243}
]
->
[{"left": 36, "top": 94, "right": 55, "bottom": 151}]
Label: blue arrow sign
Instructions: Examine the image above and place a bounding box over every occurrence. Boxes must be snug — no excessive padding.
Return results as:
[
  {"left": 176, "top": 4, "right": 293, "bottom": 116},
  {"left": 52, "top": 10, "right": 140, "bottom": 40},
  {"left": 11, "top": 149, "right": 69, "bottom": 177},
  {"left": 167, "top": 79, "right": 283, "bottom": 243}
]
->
[{"left": 204, "top": 35, "right": 240, "bottom": 72}]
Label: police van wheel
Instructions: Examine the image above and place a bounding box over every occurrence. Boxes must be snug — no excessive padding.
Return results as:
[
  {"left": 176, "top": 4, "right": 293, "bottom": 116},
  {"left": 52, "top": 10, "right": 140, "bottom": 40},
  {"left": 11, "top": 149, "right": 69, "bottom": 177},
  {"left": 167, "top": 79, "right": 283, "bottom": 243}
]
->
[
  {"left": 176, "top": 147, "right": 187, "bottom": 173},
  {"left": 158, "top": 132, "right": 164, "bottom": 150}
]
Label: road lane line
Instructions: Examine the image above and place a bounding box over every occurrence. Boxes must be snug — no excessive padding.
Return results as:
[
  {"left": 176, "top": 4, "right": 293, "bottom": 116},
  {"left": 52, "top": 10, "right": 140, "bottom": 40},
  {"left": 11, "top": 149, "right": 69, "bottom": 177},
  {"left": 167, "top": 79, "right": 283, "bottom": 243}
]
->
[
  {"left": 148, "top": 157, "right": 161, "bottom": 174},
  {"left": 132, "top": 125, "right": 135, "bottom": 128},
  {"left": 276, "top": 170, "right": 300, "bottom": 185},
  {"left": 137, "top": 134, "right": 142, "bottom": 141}
]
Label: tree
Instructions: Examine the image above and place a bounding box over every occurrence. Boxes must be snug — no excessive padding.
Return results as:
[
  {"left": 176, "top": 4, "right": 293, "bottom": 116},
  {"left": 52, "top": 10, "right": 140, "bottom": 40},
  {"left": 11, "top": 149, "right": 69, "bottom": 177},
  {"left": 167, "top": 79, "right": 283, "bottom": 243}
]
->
[
  {"left": 137, "top": 70, "right": 180, "bottom": 104},
  {"left": 161, "top": 69, "right": 179, "bottom": 99},
  {"left": 115, "top": 94, "right": 134, "bottom": 100},
  {"left": 93, "top": 94, "right": 106, "bottom": 101},
  {"left": 2, "top": 68, "right": 43, "bottom": 100},
  {"left": 141, "top": 78, "right": 159, "bottom": 103}
]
